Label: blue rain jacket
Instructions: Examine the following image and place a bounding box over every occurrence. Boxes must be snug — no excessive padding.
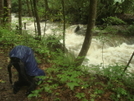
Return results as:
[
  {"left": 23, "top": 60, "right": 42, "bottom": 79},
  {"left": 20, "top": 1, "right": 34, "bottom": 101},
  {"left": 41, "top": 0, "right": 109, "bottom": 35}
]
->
[{"left": 9, "top": 45, "right": 45, "bottom": 76}]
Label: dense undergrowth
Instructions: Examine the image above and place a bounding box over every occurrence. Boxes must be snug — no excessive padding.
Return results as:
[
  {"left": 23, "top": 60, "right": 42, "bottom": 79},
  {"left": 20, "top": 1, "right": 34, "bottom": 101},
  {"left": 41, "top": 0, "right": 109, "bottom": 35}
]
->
[{"left": 1, "top": 27, "right": 134, "bottom": 101}]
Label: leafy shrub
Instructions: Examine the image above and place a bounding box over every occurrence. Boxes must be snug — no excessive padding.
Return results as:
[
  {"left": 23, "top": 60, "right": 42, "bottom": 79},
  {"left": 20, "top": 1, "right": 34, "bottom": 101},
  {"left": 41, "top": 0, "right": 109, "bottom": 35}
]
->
[
  {"left": 103, "top": 16, "right": 127, "bottom": 25},
  {"left": 124, "top": 25, "right": 134, "bottom": 36}
]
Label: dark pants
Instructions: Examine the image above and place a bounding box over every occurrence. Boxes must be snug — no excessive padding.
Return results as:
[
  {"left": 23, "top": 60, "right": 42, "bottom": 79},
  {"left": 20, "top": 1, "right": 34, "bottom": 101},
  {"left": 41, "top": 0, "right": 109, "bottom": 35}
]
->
[
  {"left": 13, "top": 75, "right": 37, "bottom": 95},
  {"left": 13, "top": 63, "right": 37, "bottom": 95}
]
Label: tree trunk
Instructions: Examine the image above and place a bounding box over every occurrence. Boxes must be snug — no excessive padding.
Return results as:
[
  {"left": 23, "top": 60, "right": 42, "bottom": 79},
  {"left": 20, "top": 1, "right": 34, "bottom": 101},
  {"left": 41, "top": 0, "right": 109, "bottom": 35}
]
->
[
  {"left": 0, "top": 0, "right": 3, "bottom": 24},
  {"left": 75, "top": 0, "right": 97, "bottom": 66},
  {"left": 61, "top": 0, "right": 66, "bottom": 53},
  {"left": 7, "top": 0, "right": 11, "bottom": 24},
  {"left": 44, "top": 0, "right": 49, "bottom": 10},
  {"left": 0, "top": 0, "right": 11, "bottom": 27},
  {"left": 18, "top": 0, "right": 22, "bottom": 34},
  {"left": 33, "top": 0, "right": 41, "bottom": 39},
  {"left": 26, "top": 0, "right": 32, "bottom": 16},
  {"left": 3, "top": 0, "right": 8, "bottom": 24}
]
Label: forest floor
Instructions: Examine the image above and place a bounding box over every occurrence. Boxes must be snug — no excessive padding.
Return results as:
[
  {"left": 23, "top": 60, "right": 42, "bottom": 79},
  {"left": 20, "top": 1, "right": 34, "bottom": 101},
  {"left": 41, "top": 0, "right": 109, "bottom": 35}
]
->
[
  {"left": 0, "top": 50, "right": 109, "bottom": 101},
  {"left": 0, "top": 49, "right": 33, "bottom": 101},
  {"left": 0, "top": 48, "right": 49, "bottom": 101},
  {"left": 0, "top": 46, "right": 134, "bottom": 101},
  {"left": 0, "top": 47, "right": 111, "bottom": 101}
]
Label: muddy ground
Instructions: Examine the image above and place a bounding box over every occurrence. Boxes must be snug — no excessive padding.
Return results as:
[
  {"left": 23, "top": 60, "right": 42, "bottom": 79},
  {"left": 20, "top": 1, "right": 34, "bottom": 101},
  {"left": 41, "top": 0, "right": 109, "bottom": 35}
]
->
[{"left": 0, "top": 50, "right": 32, "bottom": 101}]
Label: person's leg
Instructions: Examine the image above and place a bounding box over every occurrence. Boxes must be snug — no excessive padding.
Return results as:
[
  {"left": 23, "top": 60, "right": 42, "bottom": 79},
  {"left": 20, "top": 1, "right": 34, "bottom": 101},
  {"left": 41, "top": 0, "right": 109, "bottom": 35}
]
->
[
  {"left": 25, "top": 76, "right": 37, "bottom": 96},
  {"left": 13, "top": 80, "right": 23, "bottom": 94}
]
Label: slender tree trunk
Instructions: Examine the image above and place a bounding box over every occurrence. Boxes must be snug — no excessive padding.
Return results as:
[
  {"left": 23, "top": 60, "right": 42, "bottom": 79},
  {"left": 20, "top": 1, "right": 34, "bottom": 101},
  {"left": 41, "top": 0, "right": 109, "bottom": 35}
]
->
[
  {"left": 75, "top": 0, "right": 97, "bottom": 66},
  {"left": 3, "top": 0, "right": 8, "bottom": 23},
  {"left": 7, "top": 0, "right": 11, "bottom": 24},
  {"left": 26, "top": 0, "right": 32, "bottom": 16},
  {"left": 61, "top": 0, "right": 66, "bottom": 53},
  {"left": 122, "top": 52, "right": 134, "bottom": 76},
  {"left": 33, "top": 0, "right": 41, "bottom": 39},
  {"left": 44, "top": 0, "right": 49, "bottom": 10},
  {"left": 18, "top": 0, "right": 22, "bottom": 34},
  {"left": 42, "top": 0, "right": 49, "bottom": 36},
  {"left": 30, "top": 0, "right": 37, "bottom": 34},
  {"left": 0, "top": 0, "right": 3, "bottom": 24},
  {"left": 0, "top": 0, "right": 11, "bottom": 27}
]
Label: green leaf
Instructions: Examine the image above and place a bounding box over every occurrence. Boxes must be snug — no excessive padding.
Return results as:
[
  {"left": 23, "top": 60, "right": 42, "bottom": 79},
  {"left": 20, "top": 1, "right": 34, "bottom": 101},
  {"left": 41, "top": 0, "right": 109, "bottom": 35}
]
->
[
  {"left": 0, "top": 80, "right": 6, "bottom": 83},
  {"left": 75, "top": 93, "right": 85, "bottom": 99},
  {"left": 67, "top": 82, "right": 79, "bottom": 90},
  {"left": 82, "top": 99, "right": 88, "bottom": 101}
]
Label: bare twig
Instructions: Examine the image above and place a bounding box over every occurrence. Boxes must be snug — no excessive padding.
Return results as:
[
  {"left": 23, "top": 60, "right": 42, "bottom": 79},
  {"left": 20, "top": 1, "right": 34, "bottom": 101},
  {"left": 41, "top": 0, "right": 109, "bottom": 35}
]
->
[{"left": 121, "top": 52, "right": 134, "bottom": 76}]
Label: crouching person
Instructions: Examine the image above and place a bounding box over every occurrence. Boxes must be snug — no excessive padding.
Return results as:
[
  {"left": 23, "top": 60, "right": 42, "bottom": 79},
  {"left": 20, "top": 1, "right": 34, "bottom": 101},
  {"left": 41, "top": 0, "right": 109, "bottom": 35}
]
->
[{"left": 7, "top": 45, "right": 45, "bottom": 96}]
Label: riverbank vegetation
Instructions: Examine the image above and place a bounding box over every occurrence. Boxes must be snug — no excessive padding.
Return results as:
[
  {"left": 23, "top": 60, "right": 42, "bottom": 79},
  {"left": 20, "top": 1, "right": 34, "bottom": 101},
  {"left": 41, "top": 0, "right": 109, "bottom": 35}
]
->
[
  {"left": 0, "top": 26, "right": 134, "bottom": 101},
  {"left": 11, "top": 0, "right": 134, "bottom": 24},
  {"left": 0, "top": 0, "right": 134, "bottom": 101},
  {"left": 11, "top": 0, "right": 134, "bottom": 37}
]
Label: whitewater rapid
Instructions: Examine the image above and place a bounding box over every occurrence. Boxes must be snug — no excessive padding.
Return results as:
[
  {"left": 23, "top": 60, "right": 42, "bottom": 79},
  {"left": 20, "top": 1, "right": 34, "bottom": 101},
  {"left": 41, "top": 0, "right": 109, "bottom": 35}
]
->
[
  {"left": 11, "top": 14, "right": 134, "bottom": 72},
  {"left": 64, "top": 31, "right": 134, "bottom": 72}
]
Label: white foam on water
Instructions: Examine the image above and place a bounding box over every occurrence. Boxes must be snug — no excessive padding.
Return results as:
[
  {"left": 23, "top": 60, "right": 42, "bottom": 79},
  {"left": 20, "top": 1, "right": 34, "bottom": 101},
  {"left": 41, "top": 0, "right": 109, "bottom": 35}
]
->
[{"left": 11, "top": 14, "right": 134, "bottom": 72}]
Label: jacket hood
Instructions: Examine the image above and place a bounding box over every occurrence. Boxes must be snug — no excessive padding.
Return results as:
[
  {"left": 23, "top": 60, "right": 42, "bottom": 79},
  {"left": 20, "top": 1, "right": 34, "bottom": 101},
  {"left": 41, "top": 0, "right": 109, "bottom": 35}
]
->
[{"left": 9, "top": 45, "right": 45, "bottom": 76}]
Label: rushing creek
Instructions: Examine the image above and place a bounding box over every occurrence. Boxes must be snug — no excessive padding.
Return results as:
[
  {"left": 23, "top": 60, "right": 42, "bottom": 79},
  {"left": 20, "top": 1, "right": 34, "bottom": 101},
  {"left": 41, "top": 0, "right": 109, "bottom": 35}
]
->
[{"left": 11, "top": 14, "right": 134, "bottom": 72}]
